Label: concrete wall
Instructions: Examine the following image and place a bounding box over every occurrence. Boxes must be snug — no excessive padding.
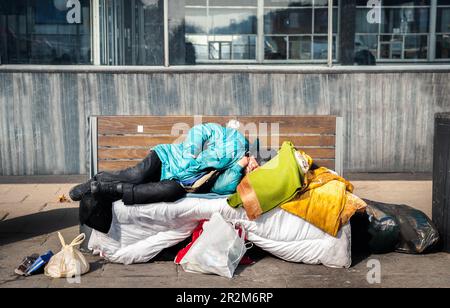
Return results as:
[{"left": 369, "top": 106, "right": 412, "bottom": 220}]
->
[{"left": 1, "top": 66, "right": 449, "bottom": 176}]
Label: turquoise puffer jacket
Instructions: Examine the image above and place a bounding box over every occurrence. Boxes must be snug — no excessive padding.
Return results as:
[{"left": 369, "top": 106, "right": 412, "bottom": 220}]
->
[{"left": 153, "top": 123, "right": 248, "bottom": 195}]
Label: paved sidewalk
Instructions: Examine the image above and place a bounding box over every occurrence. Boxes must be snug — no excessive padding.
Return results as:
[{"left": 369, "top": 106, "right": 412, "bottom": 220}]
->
[{"left": 0, "top": 180, "right": 449, "bottom": 288}]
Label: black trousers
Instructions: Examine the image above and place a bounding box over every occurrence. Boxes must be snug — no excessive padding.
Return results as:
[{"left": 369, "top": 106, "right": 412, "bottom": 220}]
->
[
  {"left": 96, "top": 150, "right": 186, "bottom": 205},
  {"left": 80, "top": 151, "right": 185, "bottom": 233}
]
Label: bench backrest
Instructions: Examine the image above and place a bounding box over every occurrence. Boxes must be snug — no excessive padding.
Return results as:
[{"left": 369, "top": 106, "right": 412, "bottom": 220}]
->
[{"left": 89, "top": 115, "right": 344, "bottom": 177}]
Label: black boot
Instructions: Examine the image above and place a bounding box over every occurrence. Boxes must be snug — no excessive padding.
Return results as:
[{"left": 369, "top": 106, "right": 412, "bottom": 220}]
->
[
  {"left": 69, "top": 179, "right": 94, "bottom": 201},
  {"left": 79, "top": 192, "right": 113, "bottom": 234},
  {"left": 90, "top": 181, "right": 124, "bottom": 198}
]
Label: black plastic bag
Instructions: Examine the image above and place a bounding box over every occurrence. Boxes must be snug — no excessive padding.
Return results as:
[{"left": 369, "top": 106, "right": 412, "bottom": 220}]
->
[{"left": 364, "top": 200, "right": 440, "bottom": 254}]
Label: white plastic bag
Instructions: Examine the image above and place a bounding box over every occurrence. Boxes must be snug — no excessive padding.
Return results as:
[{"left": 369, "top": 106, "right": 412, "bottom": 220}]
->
[
  {"left": 179, "top": 213, "right": 250, "bottom": 278},
  {"left": 45, "top": 232, "right": 90, "bottom": 278}
]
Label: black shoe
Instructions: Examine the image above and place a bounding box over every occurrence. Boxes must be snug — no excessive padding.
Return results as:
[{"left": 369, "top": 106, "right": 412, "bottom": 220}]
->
[
  {"left": 69, "top": 179, "right": 94, "bottom": 201},
  {"left": 90, "top": 181, "right": 124, "bottom": 196},
  {"left": 79, "top": 192, "right": 112, "bottom": 234}
]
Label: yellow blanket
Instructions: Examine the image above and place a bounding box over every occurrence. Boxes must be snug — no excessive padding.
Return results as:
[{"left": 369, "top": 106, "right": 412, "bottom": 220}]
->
[{"left": 281, "top": 167, "right": 366, "bottom": 237}]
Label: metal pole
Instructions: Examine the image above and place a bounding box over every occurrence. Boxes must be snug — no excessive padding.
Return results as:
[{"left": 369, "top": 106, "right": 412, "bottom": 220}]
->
[
  {"left": 429, "top": 0, "right": 437, "bottom": 61},
  {"left": 92, "top": 0, "right": 101, "bottom": 65},
  {"left": 327, "top": 0, "right": 333, "bottom": 67},
  {"left": 257, "top": 0, "right": 264, "bottom": 63},
  {"left": 164, "top": 0, "right": 169, "bottom": 67}
]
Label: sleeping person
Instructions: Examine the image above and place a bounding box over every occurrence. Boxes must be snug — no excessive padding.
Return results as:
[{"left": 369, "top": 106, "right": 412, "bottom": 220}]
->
[{"left": 70, "top": 121, "right": 259, "bottom": 205}]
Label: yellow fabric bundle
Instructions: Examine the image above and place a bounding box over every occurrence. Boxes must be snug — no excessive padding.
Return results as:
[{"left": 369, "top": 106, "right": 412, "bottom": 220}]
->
[{"left": 281, "top": 167, "right": 367, "bottom": 237}]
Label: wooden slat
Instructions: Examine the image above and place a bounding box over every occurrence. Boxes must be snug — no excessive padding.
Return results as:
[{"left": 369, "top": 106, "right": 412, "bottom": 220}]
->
[
  {"left": 314, "top": 160, "right": 335, "bottom": 170},
  {"left": 98, "top": 135, "right": 185, "bottom": 147},
  {"left": 97, "top": 116, "right": 337, "bottom": 135},
  {"left": 98, "top": 135, "right": 336, "bottom": 148},
  {"left": 257, "top": 147, "right": 336, "bottom": 159},
  {"left": 98, "top": 148, "right": 152, "bottom": 160},
  {"left": 98, "top": 147, "right": 335, "bottom": 161},
  {"left": 254, "top": 135, "right": 336, "bottom": 148},
  {"left": 98, "top": 159, "right": 336, "bottom": 172},
  {"left": 98, "top": 116, "right": 196, "bottom": 135}
]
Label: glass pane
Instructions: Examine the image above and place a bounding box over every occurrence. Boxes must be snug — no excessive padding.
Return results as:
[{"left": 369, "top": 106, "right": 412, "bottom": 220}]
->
[
  {"left": 404, "top": 35, "right": 427, "bottom": 59},
  {"left": 381, "top": 0, "right": 431, "bottom": 5},
  {"left": 186, "top": 0, "right": 207, "bottom": 5},
  {"left": 185, "top": 7, "right": 208, "bottom": 34},
  {"left": 437, "top": 8, "right": 450, "bottom": 34},
  {"left": 356, "top": 8, "right": 379, "bottom": 33},
  {"left": 208, "top": 8, "right": 257, "bottom": 35},
  {"left": 185, "top": 35, "right": 208, "bottom": 61},
  {"left": 99, "top": 0, "right": 164, "bottom": 66},
  {"left": 313, "top": 36, "right": 328, "bottom": 59},
  {"left": 354, "top": 34, "right": 378, "bottom": 63},
  {"left": 0, "top": 0, "right": 91, "bottom": 64},
  {"left": 264, "top": 36, "right": 287, "bottom": 59},
  {"left": 232, "top": 35, "right": 256, "bottom": 59},
  {"left": 169, "top": 0, "right": 257, "bottom": 64},
  {"left": 264, "top": 0, "right": 313, "bottom": 7},
  {"left": 351, "top": 0, "right": 434, "bottom": 65},
  {"left": 264, "top": 8, "right": 313, "bottom": 34},
  {"left": 381, "top": 8, "right": 429, "bottom": 34},
  {"left": 314, "top": 8, "right": 328, "bottom": 34},
  {"left": 437, "top": 0, "right": 450, "bottom": 4},
  {"left": 289, "top": 36, "right": 312, "bottom": 59},
  {"left": 379, "top": 35, "right": 403, "bottom": 59},
  {"left": 209, "top": 0, "right": 257, "bottom": 6},
  {"left": 436, "top": 34, "right": 450, "bottom": 58}
]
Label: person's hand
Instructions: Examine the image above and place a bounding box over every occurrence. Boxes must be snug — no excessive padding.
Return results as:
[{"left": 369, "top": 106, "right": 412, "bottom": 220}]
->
[
  {"left": 245, "top": 156, "right": 259, "bottom": 174},
  {"left": 237, "top": 156, "right": 250, "bottom": 168}
]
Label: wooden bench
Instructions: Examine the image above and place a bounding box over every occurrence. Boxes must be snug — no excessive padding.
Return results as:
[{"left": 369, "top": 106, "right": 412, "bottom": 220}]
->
[{"left": 89, "top": 116, "right": 344, "bottom": 177}]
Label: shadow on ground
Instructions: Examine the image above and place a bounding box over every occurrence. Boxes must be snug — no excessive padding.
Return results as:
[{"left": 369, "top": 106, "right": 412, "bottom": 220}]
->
[{"left": 0, "top": 208, "right": 79, "bottom": 246}]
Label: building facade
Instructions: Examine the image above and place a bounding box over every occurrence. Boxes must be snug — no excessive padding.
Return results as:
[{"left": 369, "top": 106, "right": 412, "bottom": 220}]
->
[{"left": 1, "top": 0, "right": 450, "bottom": 175}]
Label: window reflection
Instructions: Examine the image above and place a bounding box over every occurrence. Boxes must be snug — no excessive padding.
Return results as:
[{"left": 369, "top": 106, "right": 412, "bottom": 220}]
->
[
  {"left": 263, "top": 0, "right": 337, "bottom": 62},
  {"left": 99, "top": 0, "right": 164, "bottom": 65},
  {"left": 169, "top": 0, "right": 336, "bottom": 64},
  {"left": 436, "top": 3, "right": 450, "bottom": 58},
  {"left": 354, "top": 0, "right": 430, "bottom": 63},
  {"left": 0, "top": 0, "right": 91, "bottom": 64},
  {"left": 170, "top": 0, "right": 257, "bottom": 63}
]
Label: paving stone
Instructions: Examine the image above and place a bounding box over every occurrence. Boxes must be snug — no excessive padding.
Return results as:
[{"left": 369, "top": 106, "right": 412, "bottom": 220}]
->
[
  {"left": 0, "top": 202, "right": 47, "bottom": 221},
  {"left": 0, "top": 184, "right": 36, "bottom": 203},
  {"left": 0, "top": 276, "right": 52, "bottom": 288},
  {"left": 0, "top": 185, "right": 12, "bottom": 195},
  {"left": 20, "top": 184, "right": 67, "bottom": 204},
  {"left": 49, "top": 276, "right": 177, "bottom": 288},
  {"left": 102, "top": 261, "right": 177, "bottom": 278},
  {"left": 0, "top": 209, "right": 79, "bottom": 244}
]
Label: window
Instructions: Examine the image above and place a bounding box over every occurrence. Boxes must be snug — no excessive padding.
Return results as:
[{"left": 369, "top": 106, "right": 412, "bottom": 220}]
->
[
  {"left": 169, "top": 0, "right": 258, "bottom": 64},
  {"left": 436, "top": 0, "right": 450, "bottom": 59},
  {"left": 168, "top": 0, "right": 336, "bottom": 64},
  {"left": 0, "top": 0, "right": 91, "bottom": 64},
  {"left": 98, "top": 0, "right": 164, "bottom": 65},
  {"left": 264, "top": 0, "right": 338, "bottom": 62},
  {"left": 354, "top": 0, "right": 431, "bottom": 64},
  {"left": 1, "top": 0, "right": 450, "bottom": 66}
]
